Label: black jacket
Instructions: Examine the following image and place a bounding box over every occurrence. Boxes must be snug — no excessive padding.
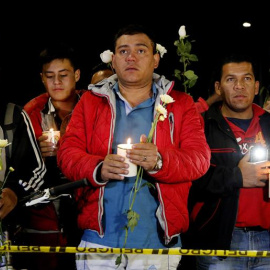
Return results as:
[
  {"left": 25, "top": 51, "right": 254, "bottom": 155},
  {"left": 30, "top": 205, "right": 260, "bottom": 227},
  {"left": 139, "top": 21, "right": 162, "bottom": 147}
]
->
[
  {"left": 185, "top": 101, "right": 270, "bottom": 250},
  {"left": 1, "top": 103, "right": 46, "bottom": 199}
]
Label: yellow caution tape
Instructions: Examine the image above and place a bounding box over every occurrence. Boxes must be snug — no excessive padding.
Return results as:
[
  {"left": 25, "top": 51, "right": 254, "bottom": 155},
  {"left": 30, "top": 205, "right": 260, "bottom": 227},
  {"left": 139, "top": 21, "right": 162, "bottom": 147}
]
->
[{"left": 0, "top": 246, "right": 270, "bottom": 257}]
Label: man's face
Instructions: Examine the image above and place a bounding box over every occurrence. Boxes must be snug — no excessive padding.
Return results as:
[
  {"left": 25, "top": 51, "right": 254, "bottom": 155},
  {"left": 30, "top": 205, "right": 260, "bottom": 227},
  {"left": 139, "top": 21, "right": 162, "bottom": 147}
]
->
[
  {"left": 40, "top": 58, "right": 80, "bottom": 102},
  {"left": 215, "top": 62, "right": 259, "bottom": 117},
  {"left": 112, "top": 33, "right": 160, "bottom": 86}
]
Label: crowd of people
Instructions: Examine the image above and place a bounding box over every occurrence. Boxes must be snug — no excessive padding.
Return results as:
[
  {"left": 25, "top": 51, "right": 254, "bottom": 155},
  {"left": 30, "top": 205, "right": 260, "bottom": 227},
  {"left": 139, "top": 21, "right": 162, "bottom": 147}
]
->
[{"left": 0, "top": 23, "right": 270, "bottom": 270}]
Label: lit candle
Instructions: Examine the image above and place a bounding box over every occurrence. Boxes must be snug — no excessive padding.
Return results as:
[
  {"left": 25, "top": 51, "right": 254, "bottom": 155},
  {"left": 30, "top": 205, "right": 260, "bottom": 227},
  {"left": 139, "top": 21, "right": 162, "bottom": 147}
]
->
[
  {"left": 42, "top": 128, "right": 61, "bottom": 145},
  {"left": 117, "top": 138, "right": 137, "bottom": 177},
  {"left": 50, "top": 128, "right": 54, "bottom": 142}
]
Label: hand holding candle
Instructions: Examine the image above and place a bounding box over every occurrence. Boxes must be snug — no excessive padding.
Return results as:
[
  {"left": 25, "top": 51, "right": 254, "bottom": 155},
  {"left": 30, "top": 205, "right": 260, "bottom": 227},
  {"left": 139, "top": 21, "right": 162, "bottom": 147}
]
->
[
  {"left": 42, "top": 128, "right": 60, "bottom": 146},
  {"left": 117, "top": 138, "right": 137, "bottom": 177}
]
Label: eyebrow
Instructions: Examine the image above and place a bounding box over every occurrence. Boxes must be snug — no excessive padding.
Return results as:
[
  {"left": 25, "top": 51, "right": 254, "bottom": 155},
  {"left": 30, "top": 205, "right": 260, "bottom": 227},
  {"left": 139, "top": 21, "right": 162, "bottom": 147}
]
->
[
  {"left": 225, "top": 72, "right": 253, "bottom": 77},
  {"left": 44, "top": 69, "right": 70, "bottom": 74},
  {"left": 117, "top": 43, "right": 149, "bottom": 50}
]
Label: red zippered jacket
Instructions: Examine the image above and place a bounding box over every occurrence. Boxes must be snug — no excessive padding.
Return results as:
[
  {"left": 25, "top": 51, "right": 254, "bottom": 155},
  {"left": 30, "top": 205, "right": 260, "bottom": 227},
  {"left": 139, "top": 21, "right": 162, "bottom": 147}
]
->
[
  {"left": 57, "top": 74, "right": 211, "bottom": 245},
  {"left": 23, "top": 91, "right": 84, "bottom": 231}
]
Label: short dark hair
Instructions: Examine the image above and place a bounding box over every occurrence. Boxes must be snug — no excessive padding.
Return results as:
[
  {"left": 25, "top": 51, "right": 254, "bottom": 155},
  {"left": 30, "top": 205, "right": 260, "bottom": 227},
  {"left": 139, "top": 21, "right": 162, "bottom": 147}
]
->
[
  {"left": 39, "top": 42, "right": 79, "bottom": 71},
  {"left": 90, "top": 62, "right": 111, "bottom": 77},
  {"left": 113, "top": 24, "right": 157, "bottom": 54},
  {"left": 213, "top": 53, "right": 258, "bottom": 82}
]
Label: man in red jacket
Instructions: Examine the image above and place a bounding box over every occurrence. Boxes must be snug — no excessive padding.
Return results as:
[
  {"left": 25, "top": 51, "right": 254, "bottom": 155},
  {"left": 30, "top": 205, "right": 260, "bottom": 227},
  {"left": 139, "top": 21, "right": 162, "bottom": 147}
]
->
[{"left": 58, "top": 24, "right": 211, "bottom": 270}]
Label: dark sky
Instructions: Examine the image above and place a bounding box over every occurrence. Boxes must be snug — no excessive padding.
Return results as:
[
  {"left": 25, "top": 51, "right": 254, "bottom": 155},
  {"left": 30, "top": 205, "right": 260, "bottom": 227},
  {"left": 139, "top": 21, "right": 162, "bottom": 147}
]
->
[{"left": 1, "top": 2, "right": 270, "bottom": 108}]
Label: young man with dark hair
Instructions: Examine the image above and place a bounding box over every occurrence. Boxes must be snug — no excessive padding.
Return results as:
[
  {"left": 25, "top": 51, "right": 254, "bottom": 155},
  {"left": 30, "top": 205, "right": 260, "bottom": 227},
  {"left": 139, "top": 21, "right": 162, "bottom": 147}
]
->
[{"left": 12, "top": 42, "right": 85, "bottom": 270}]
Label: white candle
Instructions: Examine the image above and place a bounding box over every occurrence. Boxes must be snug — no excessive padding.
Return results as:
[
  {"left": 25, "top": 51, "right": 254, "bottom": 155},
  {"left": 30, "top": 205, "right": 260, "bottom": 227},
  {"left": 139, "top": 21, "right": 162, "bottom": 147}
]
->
[
  {"left": 117, "top": 138, "right": 137, "bottom": 177},
  {"left": 42, "top": 128, "right": 61, "bottom": 146}
]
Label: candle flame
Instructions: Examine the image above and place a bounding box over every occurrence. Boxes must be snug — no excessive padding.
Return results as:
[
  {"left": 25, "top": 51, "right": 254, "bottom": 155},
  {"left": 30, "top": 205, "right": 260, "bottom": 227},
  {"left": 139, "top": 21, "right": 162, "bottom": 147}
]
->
[
  {"left": 127, "top": 138, "right": 131, "bottom": 145},
  {"left": 49, "top": 128, "right": 54, "bottom": 132}
]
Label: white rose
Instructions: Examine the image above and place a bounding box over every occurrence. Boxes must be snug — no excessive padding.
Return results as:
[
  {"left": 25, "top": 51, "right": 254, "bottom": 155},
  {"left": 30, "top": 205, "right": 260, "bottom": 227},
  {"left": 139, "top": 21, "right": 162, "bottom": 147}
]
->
[
  {"left": 0, "top": 139, "right": 8, "bottom": 148},
  {"left": 159, "top": 115, "right": 165, "bottom": 121},
  {"left": 100, "top": 50, "right": 113, "bottom": 64},
  {"left": 160, "top": 94, "right": 175, "bottom": 104},
  {"left": 178, "top": 25, "right": 186, "bottom": 39},
  {"left": 156, "top": 104, "right": 167, "bottom": 118},
  {"left": 156, "top": 43, "right": 167, "bottom": 58}
]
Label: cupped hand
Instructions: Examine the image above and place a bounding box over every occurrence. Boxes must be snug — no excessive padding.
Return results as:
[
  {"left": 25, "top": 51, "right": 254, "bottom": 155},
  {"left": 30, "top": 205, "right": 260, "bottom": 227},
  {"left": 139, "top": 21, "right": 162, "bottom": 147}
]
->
[
  {"left": 239, "top": 152, "right": 270, "bottom": 187},
  {"left": 0, "top": 188, "right": 18, "bottom": 219},
  {"left": 38, "top": 134, "right": 58, "bottom": 158},
  {"left": 101, "top": 154, "right": 129, "bottom": 182},
  {"left": 126, "top": 134, "right": 158, "bottom": 171}
]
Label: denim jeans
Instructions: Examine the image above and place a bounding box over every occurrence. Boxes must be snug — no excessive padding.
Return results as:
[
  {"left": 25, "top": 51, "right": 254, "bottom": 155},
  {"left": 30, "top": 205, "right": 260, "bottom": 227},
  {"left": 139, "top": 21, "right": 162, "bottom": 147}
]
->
[{"left": 196, "top": 227, "right": 270, "bottom": 270}]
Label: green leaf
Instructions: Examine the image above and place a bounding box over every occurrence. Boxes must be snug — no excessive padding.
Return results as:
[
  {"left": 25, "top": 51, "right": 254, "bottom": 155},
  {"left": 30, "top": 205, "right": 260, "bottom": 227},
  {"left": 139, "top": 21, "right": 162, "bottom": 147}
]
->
[
  {"left": 178, "top": 42, "right": 186, "bottom": 52},
  {"left": 189, "top": 54, "right": 198, "bottom": 62},
  {"left": 174, "top": 40, "right": 180, "bottom": 46},
  {"left": 174, "top": 69, "right": 182, "bottom": 81},
  {"left": 174, "top": 74, "right": 182, "bottom": 81},
  {"left": 174, "top": 69, "right": 181, "bottom": 76},
  {"left": 184, "top": 70, "right": 196, "bottom": 79},
  {"left": 188, "top": 78, "right": 198, "bottom": 88},
  {"left": 183, "top": 80, "right": 189, "bottom": 86},
  {"left": 141, "top": 182, "right": 155, "bottom": 189},
  {"left": 115, "top": 254, "right": 122, "bottom": 267},
  {"left": 184, "top": 41, "right": 192, "bottom": 53},
  {"left": 127, "top": 210, "right": 140, "bottom": 232}
]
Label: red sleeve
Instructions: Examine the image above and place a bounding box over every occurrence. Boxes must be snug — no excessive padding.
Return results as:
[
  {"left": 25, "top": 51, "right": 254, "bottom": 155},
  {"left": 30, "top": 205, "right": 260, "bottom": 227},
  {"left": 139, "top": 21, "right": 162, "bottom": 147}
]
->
[{"left": 195, "top": 97, "right": 209, "bottom": 114}]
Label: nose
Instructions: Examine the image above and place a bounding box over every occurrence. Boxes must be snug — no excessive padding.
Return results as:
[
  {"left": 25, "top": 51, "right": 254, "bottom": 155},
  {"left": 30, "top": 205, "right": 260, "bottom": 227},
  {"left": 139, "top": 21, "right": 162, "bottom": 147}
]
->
[
  {"left": 53, "top": 75, "right": 62, "bottom": 84},
  {"left": 126, "top": 51, "right": 136, "bottom": 62},
  {"left": 234, "top": 79, "right": 245, "bottom": 88}
]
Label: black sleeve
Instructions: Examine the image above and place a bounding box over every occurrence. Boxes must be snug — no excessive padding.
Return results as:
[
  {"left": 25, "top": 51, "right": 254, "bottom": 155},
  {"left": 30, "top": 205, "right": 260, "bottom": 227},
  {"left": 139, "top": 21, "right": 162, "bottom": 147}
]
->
[{"left": 4, "top": 107, "right": 47, "bottom": 199}]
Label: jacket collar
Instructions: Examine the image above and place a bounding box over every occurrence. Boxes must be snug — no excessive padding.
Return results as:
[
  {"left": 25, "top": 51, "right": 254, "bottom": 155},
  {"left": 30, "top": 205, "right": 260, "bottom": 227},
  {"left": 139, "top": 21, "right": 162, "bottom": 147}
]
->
[{"left": 88, "top": 73, "right": 174, "bottom": 97}]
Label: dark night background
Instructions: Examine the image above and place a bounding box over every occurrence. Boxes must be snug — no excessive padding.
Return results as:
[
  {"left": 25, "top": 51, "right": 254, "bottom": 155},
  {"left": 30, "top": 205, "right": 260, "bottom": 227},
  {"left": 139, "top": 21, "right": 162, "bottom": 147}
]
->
[
  {"left": 0, "top": 2, "right": 270, "bottom": 270},
  {"left": 1, "top": 1, "right": 270, "bottom": 109}
]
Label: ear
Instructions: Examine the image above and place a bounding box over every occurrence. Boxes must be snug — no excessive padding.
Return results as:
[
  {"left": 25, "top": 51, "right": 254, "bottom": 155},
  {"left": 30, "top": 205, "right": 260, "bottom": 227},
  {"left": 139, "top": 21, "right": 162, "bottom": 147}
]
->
[
  {"left": 254, "top": 81, "right": 260, "bottom": 95},
  {"left": 112, "top": 54, "right": 115, "bottom": 69},
  {"left": 75, "top": 69, "right": 81, "bottom": 82},
  {"left": 153, "top": 53, "right": 160, "bottom": 69},
  {"left": 40, "top": 73, "right": 44, "bottom": 83},
  {"left": 214, "top": 81, "right": 222, "bottom": 96}
]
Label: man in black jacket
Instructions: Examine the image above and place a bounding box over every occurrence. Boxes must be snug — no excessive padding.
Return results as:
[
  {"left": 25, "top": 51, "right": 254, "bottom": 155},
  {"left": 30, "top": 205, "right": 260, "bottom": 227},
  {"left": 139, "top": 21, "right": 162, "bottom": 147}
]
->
[
  {"left": 185, "top": 54, "right": 270, "bottom": 270},
  {"left": 0, "top": 103, "right": 46, "bottom": 221}
]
